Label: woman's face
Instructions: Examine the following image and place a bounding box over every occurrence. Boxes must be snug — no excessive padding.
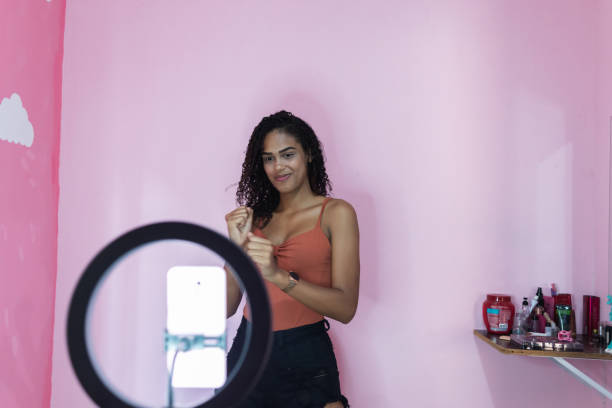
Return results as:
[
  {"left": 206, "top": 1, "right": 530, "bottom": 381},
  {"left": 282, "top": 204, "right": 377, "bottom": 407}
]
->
[{"left": 261, "top": 130, "right": 310, "bottom": 194}]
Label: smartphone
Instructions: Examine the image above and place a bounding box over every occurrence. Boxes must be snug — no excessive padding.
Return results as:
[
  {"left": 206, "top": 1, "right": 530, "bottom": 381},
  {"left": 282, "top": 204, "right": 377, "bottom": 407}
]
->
[{"left": 166, "top": 266, "right": 226, "bottom": 388}]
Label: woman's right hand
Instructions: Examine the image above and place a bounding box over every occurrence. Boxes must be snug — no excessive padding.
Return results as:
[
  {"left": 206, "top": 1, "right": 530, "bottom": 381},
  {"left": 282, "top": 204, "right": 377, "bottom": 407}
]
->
[{"left": 225, "top": 206, "right": 253, "bottom": 248}]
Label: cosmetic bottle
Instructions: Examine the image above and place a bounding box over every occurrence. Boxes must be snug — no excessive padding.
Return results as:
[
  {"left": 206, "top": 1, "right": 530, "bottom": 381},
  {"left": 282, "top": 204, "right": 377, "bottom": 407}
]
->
[
  {"left": 483, "top": 294, "right": 515, "bottom": 335},
  {"left": 583, "top": 296, "right": 600, "bottom": 337},
  {"left": 550, "top": 283, "right": 557, "bottom": 297},
  {"left": 519, "top": 297, "right": 530, "bottom": 332},
  {"left": 536, "top": 287, "right": 544, "bottom": 306},
  {"left": 554, "top": 293, "right": 573, "bottom": 331},
  {"left": 530, "top": 288, "right": 543, "bottom": 313},
  {"left": 512, "top": 313, "right": 523, "bottom": 334},
  {"left": 521, "top": 297, "right": 529, "bottom": 314}
]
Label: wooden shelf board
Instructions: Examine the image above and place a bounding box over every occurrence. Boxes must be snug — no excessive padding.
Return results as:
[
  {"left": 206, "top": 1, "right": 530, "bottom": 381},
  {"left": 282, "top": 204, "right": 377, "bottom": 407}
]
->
[{"left": 473, "top": 329, "right": 612, "bottom": 360}]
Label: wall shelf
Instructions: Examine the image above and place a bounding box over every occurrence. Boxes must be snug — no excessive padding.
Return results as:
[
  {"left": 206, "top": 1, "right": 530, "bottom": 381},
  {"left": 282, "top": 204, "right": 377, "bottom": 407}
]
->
[{"left": 474, "top": 329, "right": 612, "bottom": 400}]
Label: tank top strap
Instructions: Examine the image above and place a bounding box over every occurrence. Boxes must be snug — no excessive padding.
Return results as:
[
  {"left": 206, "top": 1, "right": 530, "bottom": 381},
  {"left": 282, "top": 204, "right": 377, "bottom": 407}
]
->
[{"left": 316, "top": 197, "right": 332, "bottom": 227}]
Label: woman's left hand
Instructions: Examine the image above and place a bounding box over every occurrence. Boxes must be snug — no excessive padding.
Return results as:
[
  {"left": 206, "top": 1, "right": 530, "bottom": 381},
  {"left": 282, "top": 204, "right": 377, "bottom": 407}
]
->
[{"left": 245, "top": 232, "right": 280, "bottom": 281}]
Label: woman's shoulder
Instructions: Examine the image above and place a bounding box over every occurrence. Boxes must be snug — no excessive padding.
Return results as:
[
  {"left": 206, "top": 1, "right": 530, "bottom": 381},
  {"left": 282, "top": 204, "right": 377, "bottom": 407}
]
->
[
  {"left": 323, "top": 197, "right": 358, "bottom": 224},
  {"left": 324, "top": 197, "right": 355, "bottom": 211}
]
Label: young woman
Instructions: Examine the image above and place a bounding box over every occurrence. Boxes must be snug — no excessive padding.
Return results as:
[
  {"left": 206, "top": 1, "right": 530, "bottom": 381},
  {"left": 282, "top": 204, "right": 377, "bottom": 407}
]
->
[{"left": 224, "top": 111, "right": 360, "bottom": 408}]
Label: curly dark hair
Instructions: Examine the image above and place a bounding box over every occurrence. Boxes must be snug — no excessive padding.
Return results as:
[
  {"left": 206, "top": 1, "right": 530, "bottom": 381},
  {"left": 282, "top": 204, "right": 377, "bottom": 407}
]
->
[{"left": 236, "top": 110, "right": 332, "bottom": 227}]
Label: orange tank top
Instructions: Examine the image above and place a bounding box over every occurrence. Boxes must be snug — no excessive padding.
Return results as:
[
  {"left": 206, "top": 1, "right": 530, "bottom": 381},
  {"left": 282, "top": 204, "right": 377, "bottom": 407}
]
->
[{"left": 243, "top": 197, "right": 332, "bottom": 331}]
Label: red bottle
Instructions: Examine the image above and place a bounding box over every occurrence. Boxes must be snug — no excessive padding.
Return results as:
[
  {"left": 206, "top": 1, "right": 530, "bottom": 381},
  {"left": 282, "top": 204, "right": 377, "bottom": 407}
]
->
[
  {"left": 483, "top": 294, "right": 515, "bottom": 335},
  {"left": 583, "top": 295, "right": 600, "bottom": 337}
]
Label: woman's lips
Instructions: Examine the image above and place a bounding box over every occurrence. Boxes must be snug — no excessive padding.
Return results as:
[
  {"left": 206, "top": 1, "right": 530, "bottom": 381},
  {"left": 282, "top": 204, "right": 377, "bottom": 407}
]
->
[{"left": 275, "top": 174, "right": 290, "bottom": 182}]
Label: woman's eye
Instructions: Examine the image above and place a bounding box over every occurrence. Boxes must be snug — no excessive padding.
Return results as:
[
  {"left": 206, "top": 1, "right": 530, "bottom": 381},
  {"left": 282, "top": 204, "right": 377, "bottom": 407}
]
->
[
  {"left": 263, "top": 156, "right": 273, "bottom": 162},
  {"left": 283, "top": 153, "right": 294, "bottom": 159}
]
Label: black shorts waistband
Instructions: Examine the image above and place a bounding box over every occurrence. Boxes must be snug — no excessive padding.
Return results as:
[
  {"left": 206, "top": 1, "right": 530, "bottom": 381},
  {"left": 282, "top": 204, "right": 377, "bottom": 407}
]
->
[
  {"left": 273, "top": 319, "right": 330, "bottom": 338},
  {"left": 241, "top": 317, "right": 330, "bottom": 345}
]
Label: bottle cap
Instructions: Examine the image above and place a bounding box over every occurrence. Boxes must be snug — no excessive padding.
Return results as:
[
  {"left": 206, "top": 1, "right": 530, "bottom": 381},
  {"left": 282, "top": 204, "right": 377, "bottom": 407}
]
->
[{"left": 486, "top": 294, "right": 512, "bottom": 302}]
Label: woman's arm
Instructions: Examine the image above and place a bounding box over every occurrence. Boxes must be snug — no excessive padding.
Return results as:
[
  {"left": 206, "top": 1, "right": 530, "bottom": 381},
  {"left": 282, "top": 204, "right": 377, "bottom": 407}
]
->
[
  {"left": 224, "top": 206, "right": 253, "bottom": 317},
  {"left": 246, "top": 199, "right": 360, "bottom": 324},
  {"left": 225, "top": 264, "right": 243, "bottom": 317}
]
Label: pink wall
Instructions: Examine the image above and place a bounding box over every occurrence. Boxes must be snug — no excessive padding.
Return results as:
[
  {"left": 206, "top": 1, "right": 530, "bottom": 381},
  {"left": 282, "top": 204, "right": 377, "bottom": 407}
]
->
[
  {"left": 52, "top": 1, "right": 611, "bottom": 407},
  {"left": 0, "top": 1, "right": 66, "bottom": 407},
  {"left": 600, "top": 0, "right": 612, "bottom": 292},
  {"left": 597, "top": 0, "right": 612, "bottom": 393}
]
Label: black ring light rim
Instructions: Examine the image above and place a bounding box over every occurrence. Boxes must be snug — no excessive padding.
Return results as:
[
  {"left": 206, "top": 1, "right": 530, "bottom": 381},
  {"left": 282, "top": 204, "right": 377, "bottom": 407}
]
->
[{"left": 67, "top": 221, "right": 272, "bottom": 408}]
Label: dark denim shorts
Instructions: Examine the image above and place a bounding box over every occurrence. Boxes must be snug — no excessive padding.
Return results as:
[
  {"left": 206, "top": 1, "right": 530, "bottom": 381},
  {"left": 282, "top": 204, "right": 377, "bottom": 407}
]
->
[{"left": 226, "top": 317, "right": 349, "bottom": 408}]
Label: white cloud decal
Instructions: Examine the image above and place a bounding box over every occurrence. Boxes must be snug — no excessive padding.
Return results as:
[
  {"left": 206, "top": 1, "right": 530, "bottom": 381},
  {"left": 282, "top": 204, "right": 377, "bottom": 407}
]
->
[{"left": 0, "top": 93, "right": 34, "bottom": 148}]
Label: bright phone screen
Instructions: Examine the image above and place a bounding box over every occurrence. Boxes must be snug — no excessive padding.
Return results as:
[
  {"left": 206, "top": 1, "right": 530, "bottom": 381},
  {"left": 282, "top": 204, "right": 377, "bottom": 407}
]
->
[{"left": 166, "top": 266, "right": 226, "bottom": 388}]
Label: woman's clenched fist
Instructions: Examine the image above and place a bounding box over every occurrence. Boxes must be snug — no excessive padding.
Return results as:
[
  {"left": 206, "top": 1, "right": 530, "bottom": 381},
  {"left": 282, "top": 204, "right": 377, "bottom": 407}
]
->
[{"left": 225, "top": 206, "right": 253, "bottom": 248}]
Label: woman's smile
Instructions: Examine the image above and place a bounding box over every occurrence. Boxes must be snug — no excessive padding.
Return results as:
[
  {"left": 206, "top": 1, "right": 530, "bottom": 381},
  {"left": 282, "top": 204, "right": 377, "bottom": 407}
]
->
[{"left": 275, "top": 174, "right": 291, "bottom": 182}]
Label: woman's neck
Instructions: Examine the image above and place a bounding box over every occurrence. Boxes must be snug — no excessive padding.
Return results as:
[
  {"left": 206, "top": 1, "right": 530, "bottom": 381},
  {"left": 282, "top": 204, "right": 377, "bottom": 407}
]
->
[{"left": 276, "top": 188, "right": 319, "bottom": 213}]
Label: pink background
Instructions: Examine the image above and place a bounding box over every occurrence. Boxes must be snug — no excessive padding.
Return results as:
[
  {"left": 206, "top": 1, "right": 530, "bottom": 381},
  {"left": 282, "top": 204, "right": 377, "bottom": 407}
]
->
[
  {"left": 601, "top": 2, "right": 612, "bottom": 300},
  {"left": 0, "top": 0, "right": 598, "bottom": 407},
  {"left": 0, "top": 0, "right": 65, "bottom": 407}
]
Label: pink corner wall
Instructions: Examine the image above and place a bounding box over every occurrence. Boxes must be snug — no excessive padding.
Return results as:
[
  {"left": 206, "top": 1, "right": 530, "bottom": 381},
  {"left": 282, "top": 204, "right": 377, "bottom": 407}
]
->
[
  {"left": 597, "top": 0, "right": 612, "bottom": 394},
  {"left": 600, "top": 0, "right": 612, "bottom": 292},
  {"left": 0, "top": 1, "right": 66, "bottom": 407},
  {"left": 51, "top": 1, "right": 611, "bottom": 407}
]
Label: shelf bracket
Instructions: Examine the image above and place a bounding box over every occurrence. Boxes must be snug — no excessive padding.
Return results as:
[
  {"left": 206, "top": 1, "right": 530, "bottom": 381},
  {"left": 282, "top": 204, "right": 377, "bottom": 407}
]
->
[{"left": 551, "top": 357, "right": 612, "bottom": 400}]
